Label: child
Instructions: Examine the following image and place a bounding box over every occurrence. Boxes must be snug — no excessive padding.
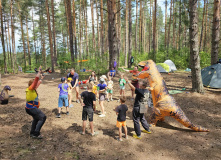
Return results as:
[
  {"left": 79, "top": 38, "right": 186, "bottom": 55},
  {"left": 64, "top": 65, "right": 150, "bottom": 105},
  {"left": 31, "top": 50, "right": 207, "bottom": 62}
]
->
[
  {"left": 107, "top": 76, "right": 114, "bottom": 102},
  {"left": 67, "top": 78, "right": 73, "bottom": 108},
  {"left": 118, "top": 74, "right": 126, "bottom": 101},
  {"left": 78, "top": 83, "right": 98, "bottom": 136},
  {"left": 97, "top": 78, "right": 107, "bottom": 117},
  {"left": 115, "top": 97, "right": 128, "bottom": 141},
  {"left": 56, "top": 77, "right": 69, "bottom": 118}
]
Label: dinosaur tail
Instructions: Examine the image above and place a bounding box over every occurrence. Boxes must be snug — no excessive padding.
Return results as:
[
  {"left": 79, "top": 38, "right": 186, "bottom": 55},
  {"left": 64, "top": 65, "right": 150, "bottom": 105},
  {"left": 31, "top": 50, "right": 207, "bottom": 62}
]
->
[{"left": 171, "top": 106, "right": 209, "bottom": 132}]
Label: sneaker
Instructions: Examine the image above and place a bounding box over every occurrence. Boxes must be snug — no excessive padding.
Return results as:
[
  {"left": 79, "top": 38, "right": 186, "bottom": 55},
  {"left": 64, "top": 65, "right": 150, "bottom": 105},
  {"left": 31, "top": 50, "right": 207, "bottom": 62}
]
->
[
  {"left": 30, "top": 134, "right": 34, "bottom": 138},
  {"left": 133, "top": 134, "right": 141, "bottom": 139},
  {"left": 56, "top": 114, "right": 61, "bottom": 118},
  {"left": 110, "top": 99, "right": 113, "bottom": 101},
  {"left": 98, "top": 111, "right": 102, "bottom": 115},
  {"left": 69, "top": 104, "right": 73, "bottom": 108},
  {"left": 76, "top": 99, "right": 80, "bottom": 103},
  {"left": 80, "top": 131, "right": 85, "bottom": 135},
  {"left": 99, "top": 114, "right": 105, "bottom": 117},
  {"left": 142, "top": 129, "right": 151, "bottom": 134},
  {"left": 32, "top": 135, "right": 43, "bottom": 139},
  {"left": 107, "top": 99, "right": 109, "bottom": 102},
  {"left": 66, "top": 112, "right": 69, "bottom": 115},
  {"left": 117, "top": 99, "right": 120, "bottom": 102},
  {"left": 116, "top": 137, "right": 123, "bottom": 141},
  {"left": 90, "top": 131, "right": 99, "bottom": 136},
  {"left": 125, "top": 136, "right": 129, "bottom": 139}
]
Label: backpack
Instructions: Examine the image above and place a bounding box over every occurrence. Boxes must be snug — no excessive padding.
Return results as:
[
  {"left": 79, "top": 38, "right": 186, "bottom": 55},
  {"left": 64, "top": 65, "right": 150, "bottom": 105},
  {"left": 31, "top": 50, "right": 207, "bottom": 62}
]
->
[{"left": 139, "top": 90, "right": 150, "bottom": 114}]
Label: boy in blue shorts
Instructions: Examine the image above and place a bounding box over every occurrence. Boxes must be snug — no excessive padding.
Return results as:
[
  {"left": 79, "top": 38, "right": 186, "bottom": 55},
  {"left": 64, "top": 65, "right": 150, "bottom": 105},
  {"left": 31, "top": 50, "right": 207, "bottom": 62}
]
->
[{"left": 56, "top": 77, "right": 69, "bottom": 118}]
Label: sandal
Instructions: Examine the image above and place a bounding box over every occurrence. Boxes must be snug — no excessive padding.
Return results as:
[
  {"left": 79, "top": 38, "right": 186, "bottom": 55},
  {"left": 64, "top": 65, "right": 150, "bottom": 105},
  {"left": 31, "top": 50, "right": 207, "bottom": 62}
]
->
[
  {"left": 90, "top": 131, "right": 99, "bottom": 136},
  {"left": 116, "top": 137, "right": 123, "bottom": 141},
  {"left": 80, "top": 131, "right": 85, "bottom": 135}
]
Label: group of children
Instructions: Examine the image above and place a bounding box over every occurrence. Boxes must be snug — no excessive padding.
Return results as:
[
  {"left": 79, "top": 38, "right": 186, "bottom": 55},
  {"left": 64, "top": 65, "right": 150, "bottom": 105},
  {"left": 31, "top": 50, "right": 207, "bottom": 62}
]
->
[{"left": 56, "top": 70, "right": 130, "bottom": 141}]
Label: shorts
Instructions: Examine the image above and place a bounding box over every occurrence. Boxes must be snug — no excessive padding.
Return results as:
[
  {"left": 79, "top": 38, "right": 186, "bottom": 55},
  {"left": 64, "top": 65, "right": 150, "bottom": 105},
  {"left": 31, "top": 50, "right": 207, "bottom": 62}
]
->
[
  {"left": 99, "top": 93, "right": 106, "bottom": 101},
  {"left": 109, "top": 73, "right": 115, "bottom": 77},
  {"left": 132, "top": 81, "right": 139, "bottom": 89},
  {"left": 116, "top": 121, "right": 126, "bottom": 128},
  {"left": 58, "top": 95, "right": 68, "bottom": 107},
  {"left": 82, "top": 107, "right": 94, "bottom": 121},
  {"left": 120, "top": 86, "right": 125, "bottom": 90},
  {"left": 107, "top": 89, "right": 113, "bottom": 93}
]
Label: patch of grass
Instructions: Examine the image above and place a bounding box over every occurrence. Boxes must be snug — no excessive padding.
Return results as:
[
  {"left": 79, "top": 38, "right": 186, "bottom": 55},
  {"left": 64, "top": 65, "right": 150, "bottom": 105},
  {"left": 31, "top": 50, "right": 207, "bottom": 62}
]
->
[{"left": 64, "top": 151, "right": 80, "bottom": 160}]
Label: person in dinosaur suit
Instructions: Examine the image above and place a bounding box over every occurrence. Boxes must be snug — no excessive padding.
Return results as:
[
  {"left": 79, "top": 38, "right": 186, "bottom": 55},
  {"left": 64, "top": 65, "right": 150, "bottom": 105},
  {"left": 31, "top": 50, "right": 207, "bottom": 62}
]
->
[{"left": 136, "top": 60, "right": 209, "bottom": 132}]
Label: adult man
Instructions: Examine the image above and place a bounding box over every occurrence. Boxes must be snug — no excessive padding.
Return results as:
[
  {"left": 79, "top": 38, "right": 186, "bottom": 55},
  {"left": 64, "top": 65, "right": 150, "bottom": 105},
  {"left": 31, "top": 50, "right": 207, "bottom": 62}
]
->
[
  {"left": 67, "top": 69, "right": 80, "bottom": 103},
  {"left": 125, "top": 77, "right": 152, "bottom": 139},
  {"left": 108, "top": 67, "right": 116, "bottom": 78},
  {"left": 122, "top": 66, "right": 140, "bottom": 100}
]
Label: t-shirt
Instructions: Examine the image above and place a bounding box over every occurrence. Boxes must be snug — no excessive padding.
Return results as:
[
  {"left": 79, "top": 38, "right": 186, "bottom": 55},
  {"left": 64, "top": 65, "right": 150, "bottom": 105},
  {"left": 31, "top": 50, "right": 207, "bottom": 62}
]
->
[
  {"left": 67, "top": 72, "right": 79, "bottom": 87},
  {"left": 81, "top": 91, "right": 96, "bottom": 109},
  {"left": 109, "top": 70, "right": 116, "bottom": 76},
  {"left": 129, "top": 70, "right": 140, "bottom": 83},
  {"left": 97, "top": 83, "right": 107, "bottom": 90},
  {"left": 58, "top": 83, "right": 68, "bottom": 96},
  {"left": 107, "top": 80, "right": 113, "bottom": 89},
  {"left": 119, "top": 78, "right": 126, "bottom": 86},
  {"left": 134, "top": 88, "right": 152, "bottom": 108},
  {"left": 115, "top": 104, "right": 128, "bottom": 122}
]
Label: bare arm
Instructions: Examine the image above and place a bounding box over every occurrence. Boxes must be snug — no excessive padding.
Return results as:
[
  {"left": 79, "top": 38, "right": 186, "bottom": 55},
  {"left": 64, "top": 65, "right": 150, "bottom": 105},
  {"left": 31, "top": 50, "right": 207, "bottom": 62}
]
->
[
  {"left": 93, "top": 101, "right": 96, "bottom": 111},
  {"left": 121, "top": 68, "right": 130, "bottom": 72},
  {"left": 125, "top": 77, "right": 135, "bottom": 91},
  {"left": 73, "top": 79, "right": 79, "bottom": 88}
]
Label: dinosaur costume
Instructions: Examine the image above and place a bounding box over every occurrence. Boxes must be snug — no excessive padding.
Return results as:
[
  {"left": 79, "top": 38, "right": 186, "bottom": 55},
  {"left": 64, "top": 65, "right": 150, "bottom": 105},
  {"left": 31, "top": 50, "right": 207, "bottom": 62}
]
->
[{"left": 137, "top": 60, "right": 209, "bottom": 132}]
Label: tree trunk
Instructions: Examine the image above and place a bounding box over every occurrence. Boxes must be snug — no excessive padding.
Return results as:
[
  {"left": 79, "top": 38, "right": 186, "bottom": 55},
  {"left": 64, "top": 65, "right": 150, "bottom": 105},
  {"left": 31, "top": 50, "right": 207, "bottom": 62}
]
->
[
  {"left": 152, "top": 0, "right": 157, "bottom": 61},
  {"left": 128, "top": 0, "right": 132, "bottom": 68},
  {"left": 7, "top": 20, "right": 13, "bottom": 70},
  {"left": 108, "top": 0, "right": 118, "bottom": 70},
  {"left": 203, "top": 0, "right": 208, "bottom": 51},
  {"left": 178, "top": 0, "right": 181, "bottom": 50},
  {"left": 139, "top": 0, "right": 142, "bottom": 53},
  {"left": 90, "top": 0, "right": 96, "bottom": 54},
  {"left": 10, "top": 0, "right": 15, "bottom": 73},
  {"left": 165, "top": 0, "right": 167, "bottom": 48},
  {"left": 51, "top": 0, "right": 57, "bottom": 65},
  {"left": 83, "top": 0, "right": 89, "bottom": 59},
  {"left": 117, "top": 0, "right": 121, "bottom": 64},
  {"left": 64, "top": 0, "right": 70, "bottom": 52},
  {"left": 135, "top": 0, "right": 138, "bottom": 52},
  {"left": 79, "top": 0, "right": 82, "bottom": 59},
  {"left": 40, "top": 2, "right": 46, "bottom": 69},
  {"left": 45, "top": 0, "right": 55, "bottom": 72},
  {"left": 167, "top": 0, "right": 173, "bottom": 50},
  {"left": 4, "top": 17, "right": 9, "bottom": 70},
  {"left": 211, "top": 0, "right": 220, "bottom": 65},
  {"left": 125, "top": 0, "right": 128, "bottom": 67},
  {"left": 26, "top": 16, "right": 31, "bottom": 70},
  {"left": 172, "top": 1, "right": 176, "bottom": 48},
  {"left": 149, "top": 0, "right": 152, "bottom": 53},
  {"left": 32, "top": 10, "right": 37, "bottom": 65},
  {"left": 72, "top": 0, "right": 78, "bottom": 59},
  {"left": 66, "top": 0, "right": 74, "bottom": 61},
  {"left": 17, "top": 1, "right": 27, "bottom": 71},
  {"left": 189, "top": 0, "right": 204, "bottom": 93},
  {"left": 100, "top": 0, "right": 104, "bottom": 58},
  {"left": 199, "top": 0, "right": 206, "bottom": 52},
  {"left": 95, "top": 0, "right": 100, "bottom": 57}
]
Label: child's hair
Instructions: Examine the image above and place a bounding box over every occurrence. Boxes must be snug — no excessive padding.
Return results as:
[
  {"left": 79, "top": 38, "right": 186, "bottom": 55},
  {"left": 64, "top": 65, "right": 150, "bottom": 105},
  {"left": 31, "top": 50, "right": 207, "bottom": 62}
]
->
[
  {"left": 91, "top": 71, "right": 96, "bottom": 78},
  {"left": 141, "top": 80, "right": 148, "bottom": 87},
  {"left": 120, "top": 97, "right": 126, "bottom": 103},
  {"left": 120, "top": 74, "right": 124, "bottom": 77},
  {"left": 87, "top": 82, "right": 93, "bottom": 89},
  {"left": 28, "top": 79, "right": 34, "bottom": 86}
]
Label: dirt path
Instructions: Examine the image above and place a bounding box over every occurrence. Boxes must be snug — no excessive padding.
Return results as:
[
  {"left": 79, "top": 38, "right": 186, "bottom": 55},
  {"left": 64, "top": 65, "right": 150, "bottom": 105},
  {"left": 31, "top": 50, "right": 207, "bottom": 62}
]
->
[{"left": 0, "top": 71, "right": 220, "bottom": 160}]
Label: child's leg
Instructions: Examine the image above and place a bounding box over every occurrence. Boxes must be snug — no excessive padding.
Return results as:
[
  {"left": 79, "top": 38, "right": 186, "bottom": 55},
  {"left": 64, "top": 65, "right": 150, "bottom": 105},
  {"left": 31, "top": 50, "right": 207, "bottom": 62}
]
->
[
  {"left": 118, "top": 127, "right": 122, "bottom": 140},
  {"left": 119, "top": 89, "right": 122, "bottom": 97},
  {"left": 100, "top": 101, "right": 105, "bottom": 114},
  {"left": 123, "top": 125, "right": 128, "bottom": 138},
  {"left": 122, "top": 89, "right": 125, "bottom": 98},
  {"left": 82, "top": 120, "right": 87, "bottom": 134},
  {"left": 68, "top": 93, "right": 72, "bottom": 106},
  {"left": 66, "top": 106, "right": 69, "bottom": 113},
  {"left": 107, "top": 91, "right": 109, "bottom": 100},
  {"left": 110, "top": 92, "right": 112, "bottom": 100},
  {"left": 89, "top": 121, "right": 94, "bottom": 134},
  {"left": 58, "top": 107, "right": 61, "bottom": 114}
]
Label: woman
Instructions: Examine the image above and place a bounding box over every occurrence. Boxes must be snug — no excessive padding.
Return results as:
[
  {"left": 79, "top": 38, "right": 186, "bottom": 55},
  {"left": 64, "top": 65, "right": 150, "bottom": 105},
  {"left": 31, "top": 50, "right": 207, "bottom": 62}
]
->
[
  {"left": 88, "top": 71, "right": 97, "bottom": 83},
  {"left": 25, "top": 66, "right": 46, "bottom": 139}
]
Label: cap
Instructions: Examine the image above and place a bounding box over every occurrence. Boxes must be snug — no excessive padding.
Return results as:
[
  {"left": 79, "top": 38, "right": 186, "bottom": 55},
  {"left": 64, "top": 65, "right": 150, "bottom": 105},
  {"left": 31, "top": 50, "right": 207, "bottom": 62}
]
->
[
  {"left": 67, "top": 77, "right": 73, "bottom": 81},
  {"left": 100, "top": 78, "right": 105, "bottom": 82}
]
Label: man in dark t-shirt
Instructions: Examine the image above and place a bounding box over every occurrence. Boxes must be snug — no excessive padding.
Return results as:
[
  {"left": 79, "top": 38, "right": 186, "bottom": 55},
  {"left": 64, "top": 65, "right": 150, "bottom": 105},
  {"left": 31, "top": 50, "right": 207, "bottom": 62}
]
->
[
  {"left": 67, "top": 69, "right": 80, "bottom": 103},
  {"left": 125, "top": 77, "right": 152, "bottom": 139},
  {"left": 115, "top": 97, "right": 128, "bottom": 141},
  {"left": 79, "top": 83, "right": 97, "bottom": 136}
]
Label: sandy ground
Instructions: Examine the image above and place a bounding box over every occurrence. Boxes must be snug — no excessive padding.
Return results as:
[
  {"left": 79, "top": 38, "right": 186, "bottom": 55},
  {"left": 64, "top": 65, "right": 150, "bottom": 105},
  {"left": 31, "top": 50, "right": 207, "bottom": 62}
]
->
[{"left": 0, "top": 71, "right": 221, "bottom": 160}]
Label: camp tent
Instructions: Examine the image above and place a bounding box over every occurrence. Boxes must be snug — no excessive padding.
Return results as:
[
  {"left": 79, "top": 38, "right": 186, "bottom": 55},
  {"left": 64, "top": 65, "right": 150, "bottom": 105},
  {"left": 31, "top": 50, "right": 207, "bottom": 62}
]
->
[
  {"left": 201, "top": 63, "right": 221, "bottom": 88},
  {"left": 156, "top": 63, "right": 171, "bottom": 73},
  {"left": 164, "top": 60, "right": 177, "bottom": 71}
]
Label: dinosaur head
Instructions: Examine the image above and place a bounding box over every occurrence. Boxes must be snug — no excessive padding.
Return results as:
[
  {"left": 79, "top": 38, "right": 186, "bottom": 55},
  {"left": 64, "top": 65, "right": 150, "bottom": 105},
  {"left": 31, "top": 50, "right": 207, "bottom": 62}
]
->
[
  {"left": 137, "top": 60, "right": 154, "bottom": 79},
  {"left": 4, "top": 85, "right": 11, "bottom": 91}
]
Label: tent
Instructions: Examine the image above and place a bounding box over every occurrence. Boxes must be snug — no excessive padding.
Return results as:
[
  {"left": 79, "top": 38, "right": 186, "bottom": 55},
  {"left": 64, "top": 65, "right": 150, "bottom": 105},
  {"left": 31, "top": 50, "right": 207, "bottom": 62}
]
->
[
  {"left": 164, "top": 60, "right": 177, "bottom": 71},
  {"left": 201, "top": 63, "right": 221, "bottom": 88},
  {"left": 156, "top": 63, "right": 171, "bottom": 73}
]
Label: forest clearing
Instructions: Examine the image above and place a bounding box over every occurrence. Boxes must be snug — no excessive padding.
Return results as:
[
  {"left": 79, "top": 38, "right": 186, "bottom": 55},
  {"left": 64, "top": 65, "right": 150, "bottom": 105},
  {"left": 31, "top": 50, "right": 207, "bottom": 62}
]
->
[{"left": 0, "top": 71, "right": 220, "bottom": 160}]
